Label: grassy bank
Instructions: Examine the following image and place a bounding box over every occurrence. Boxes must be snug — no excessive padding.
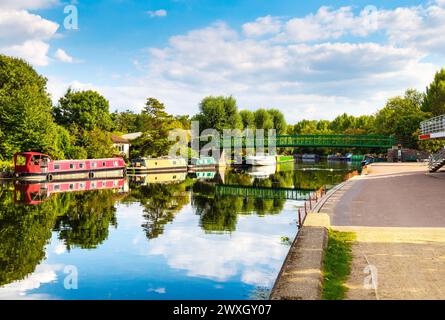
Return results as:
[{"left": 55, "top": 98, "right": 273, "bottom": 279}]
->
[{"left": 322, "top": 229, "right": 356, "bottom": 300}]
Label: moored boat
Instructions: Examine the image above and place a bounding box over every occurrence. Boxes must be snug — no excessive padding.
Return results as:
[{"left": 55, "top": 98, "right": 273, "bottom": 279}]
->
[
  {"left": 13, "top": 152, "right": 126, "bottom": 182},
  {"left": 128, "top": 157, "right": 187, "bottom": 173},
  {"left": 245, "top": 153, "right": 277, "bottom": 166},
  {"left": 188, "top": 157, "right": 216, "bottom": 171}
]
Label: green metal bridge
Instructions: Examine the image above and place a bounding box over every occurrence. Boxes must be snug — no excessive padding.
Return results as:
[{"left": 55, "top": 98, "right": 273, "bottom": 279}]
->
[
  {"left": 215, "top": 184, "right": 313, "bottom": 201},
  {"left": 221, "top": 134, "right": 395, "bottom": 149}
]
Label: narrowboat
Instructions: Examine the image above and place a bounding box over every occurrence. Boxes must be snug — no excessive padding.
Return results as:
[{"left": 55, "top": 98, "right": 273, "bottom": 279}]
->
[
  {"left": 13, "top": 152, "right": 126, "bottom": 182},
  {"left": 128, "top": 157, "right": 188, "bottom": 173},
  {"left": 245, "top": 153, "right": 277, "bottom": 166},
  {"left": 14, "top": 178, "right": 126, "bottom": 205},
  {"left": 188, "top": 157, "right": 216, "bottom": 171}
]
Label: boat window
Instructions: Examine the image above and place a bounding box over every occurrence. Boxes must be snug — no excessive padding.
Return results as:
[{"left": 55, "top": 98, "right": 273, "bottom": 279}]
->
[
  {"left": 69, "top": 184, "right": 74, "bottom": 190},
  {"left": 155, "top": 162, "right": 158, "bottom": 166},
  {"left": 173, "top": 161, "right": 176, "bottom": 165},
  {"left": 31, "top": 156, "right": 41, "bottom": 166},
  {"left": 114, "top": 161, "right": 118, "bottom": 166},
  {"left": 54, "top": 164, "right": 60, "bottom": 170},
  {"left": 92, "top": 162, "right": 97, "bottom": 168},
  {"left": 15, "top": 155, "right": 27, "bottom": 166},
  {"left": 54, "top": 184, "right": 60, "bottom": 191},
  {"left": 80, "top": 183, "right": 85, "bottom": 188},
  {"left": 70, "top": 163, "right": 75, "bottom": 169},
  {"left": 91, "top": 182, "right": 96, "bottom": 188},
  {"left": 79, "top": 163, "right": 85, "bottom": 169},
  {"left": 102, "top": 162, "right": 106, "bottom": 167}
]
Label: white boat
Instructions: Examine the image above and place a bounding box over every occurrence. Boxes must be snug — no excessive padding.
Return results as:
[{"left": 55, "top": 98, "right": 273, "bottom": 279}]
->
[{"left": 245, "top": 153, "right": 277, "bottom": 166}]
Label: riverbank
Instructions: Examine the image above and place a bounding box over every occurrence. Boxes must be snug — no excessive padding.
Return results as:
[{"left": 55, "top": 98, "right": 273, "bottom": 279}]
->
[{"left": 271, "top": 163, "right": 445, "bottom": 300}]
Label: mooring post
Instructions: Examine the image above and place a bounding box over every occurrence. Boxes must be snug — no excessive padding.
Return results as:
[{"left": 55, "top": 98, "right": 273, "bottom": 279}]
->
[{"left": 298, "top": 208, "right": 302, "bottom": 227}]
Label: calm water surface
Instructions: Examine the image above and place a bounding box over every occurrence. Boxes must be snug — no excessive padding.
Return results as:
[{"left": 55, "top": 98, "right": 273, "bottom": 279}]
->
[{"left": 0, "top": 161, "right": 357, "bottom": 300}]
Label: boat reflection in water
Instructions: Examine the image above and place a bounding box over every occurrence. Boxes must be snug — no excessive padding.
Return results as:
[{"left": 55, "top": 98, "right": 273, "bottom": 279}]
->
[
  {"left": 128, "top": 172, "right": 187, "bottom": 185},
  {"left": 247, "top": 165, "right": 276, "bottom": 179},
  {"left": 14, "top": 178, "right": 128, "bottom": 205}
]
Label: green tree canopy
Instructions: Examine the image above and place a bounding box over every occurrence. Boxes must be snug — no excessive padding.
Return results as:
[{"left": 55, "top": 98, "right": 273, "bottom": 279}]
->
[
  {"left": 54, "top": 89, "right": 113, "bottom": 131},
  {"left": 192, "top": 96, "right": 242, "bottom": 133},
  {"left": 0, "top": 55, "right": 63, "bottom": 159},
  {"left": 254, "top": 109, "right": 274, "bottom": 130},
  {"left": 239, "top": 110, "right": 256, "bottom": 129},
  {"left": 131, "top": 98, "right": 178, "bottom": 157},
  {"left": 267, "top": 109, "right": 287, "bottom": 134},
  {"left": 375, "top": 89, "right": 428, "bottom": 148},
  {"left": 422, "top": 69, "right": 445, "bottom": 116}
]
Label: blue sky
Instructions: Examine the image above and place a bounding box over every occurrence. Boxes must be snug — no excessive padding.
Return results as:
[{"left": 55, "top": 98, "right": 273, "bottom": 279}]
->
[{"left": 0, "top": 0, "right": 444, "bottom": 122}]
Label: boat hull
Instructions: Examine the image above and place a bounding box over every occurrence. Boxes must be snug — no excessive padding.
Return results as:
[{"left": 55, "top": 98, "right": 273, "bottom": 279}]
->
[
  {"left": 246, "top": 156, "right": 276, "bottom": 166},
  {"left": 16, "top": 168, "right": 126, "bottom": 183}
]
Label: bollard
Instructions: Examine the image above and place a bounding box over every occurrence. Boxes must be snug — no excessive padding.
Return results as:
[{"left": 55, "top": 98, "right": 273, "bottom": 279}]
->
[{"left": 298, "top": 208, "right": 302, "bottom": 227}]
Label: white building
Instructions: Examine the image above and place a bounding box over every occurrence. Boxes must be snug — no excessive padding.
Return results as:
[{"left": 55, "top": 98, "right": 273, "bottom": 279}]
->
[{"left": 112, "top": 134, "right": 130, "bottom": 158}]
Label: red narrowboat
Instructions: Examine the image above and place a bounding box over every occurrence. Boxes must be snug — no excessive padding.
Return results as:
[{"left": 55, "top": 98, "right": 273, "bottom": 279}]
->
[
  {"left": 13, "top": 152, "right": 126, "bottom": 182},
  {"left": 14, "top": 179, "right": 127, "bottom": 205}
]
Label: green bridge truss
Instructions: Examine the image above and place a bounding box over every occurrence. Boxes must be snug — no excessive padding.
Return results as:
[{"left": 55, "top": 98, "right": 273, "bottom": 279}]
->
[
  {"left": 215, "top": 184, "right": 313, "bottom": 201},
  {"left": 220, "top": 134, "right": 395, "bottom": 149}
]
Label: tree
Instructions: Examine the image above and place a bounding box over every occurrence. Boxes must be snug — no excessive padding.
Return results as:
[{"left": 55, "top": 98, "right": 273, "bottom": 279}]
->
[
  {"left": 192, "top": 96, "right": 242, "bottom": 133},
  {"left": 81, "top": 128, "right": 115, "bottom": 159},
  {"left": 55, "top": 89, "right": 113, "bottom": 131},
  {"left": 132, "top": 98, "right": 177, "bottom": 157},
  {"left": 422, "top": 69, "right": 445, "bottom": 116},
  {"left": 111, "top": 110, "right": 139, "bottom": 133},
  {"left": 240, "top": 110, "right": 256, "bottom": 129},
  {"left": 0, "top": 55, "right": 63, "bottom": 159},
  {"left": 375, "top": 90, "right": 428, "bottom": 148},
  {"left": 254, "top": 109, "right": 274, "bottom": 130},
  {"left": 267, "top": 109, "right": 287, "bottom": 134}
]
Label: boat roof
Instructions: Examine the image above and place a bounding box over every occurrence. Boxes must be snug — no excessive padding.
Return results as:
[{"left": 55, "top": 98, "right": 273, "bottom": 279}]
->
[{"left": 15, "top": 152, "right": 51, "bottom": 157}]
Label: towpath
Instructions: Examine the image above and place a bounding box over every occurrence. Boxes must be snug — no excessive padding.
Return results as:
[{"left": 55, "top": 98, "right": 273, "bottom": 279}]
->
[{"left": 325, "top": 163, "right": 445, "bottom": 299}]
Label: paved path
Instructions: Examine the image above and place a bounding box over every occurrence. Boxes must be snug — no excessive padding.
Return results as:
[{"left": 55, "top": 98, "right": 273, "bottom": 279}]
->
[{"left": 325, "top": 163, "right": 445, "bottom": 300}]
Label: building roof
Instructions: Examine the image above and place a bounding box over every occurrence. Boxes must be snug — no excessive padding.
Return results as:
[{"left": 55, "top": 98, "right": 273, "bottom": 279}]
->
[
  {"left": 111, "top": 134, "right": 130, "bottom": 144},
  {"left": 122, "top": 132, "right": 142, "bottom": 141}
]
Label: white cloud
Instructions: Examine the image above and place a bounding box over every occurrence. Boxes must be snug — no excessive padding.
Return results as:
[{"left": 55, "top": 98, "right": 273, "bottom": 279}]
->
[
  {"left": 45, "top": 2, "right": 445, "bottom": 122},
  {"left": 0, "top": 7, "right": 59, "bottom": 66},
  {"left": 242, "top": 15, "right": 282, "bottom": 37},
  {"left": 54, "top": 48, "right": 74, "bottom": 63},
  {"left": 0, "top": 0, "right": 59, "bottom": 10},
  {"left": 147, "top": 212, "right": 290, "bottom": 287},
  {"left": 147, "top": 287, "right": 166, "bottom": 294},
  {"left": 0, "top": 264, "right": 62, "bottom": 299},
  {"left": 147, "top": 9, "right": 167, "bottom": 18},
  {"left": 2, "top": 40, "right": 51, "bottom": 66}
]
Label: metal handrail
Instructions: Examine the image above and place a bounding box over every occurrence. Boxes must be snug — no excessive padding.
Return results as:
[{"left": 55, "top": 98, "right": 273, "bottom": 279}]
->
[
  {"left": 421, "top": 114, "right": 445, "bottom": 135},
  {"left": 429, "top": 147, "right": 445, "bottom": 169}
]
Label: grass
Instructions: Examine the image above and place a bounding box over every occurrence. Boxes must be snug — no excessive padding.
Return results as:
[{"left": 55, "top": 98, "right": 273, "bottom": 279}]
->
[{"left": 322, "top": 229, "right": 356, "bottom": 300}]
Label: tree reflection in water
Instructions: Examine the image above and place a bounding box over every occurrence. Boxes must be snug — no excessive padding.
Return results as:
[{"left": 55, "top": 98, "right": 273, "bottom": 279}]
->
[{"left": 0, "top": 163, "right": 353, "bottom": 289}]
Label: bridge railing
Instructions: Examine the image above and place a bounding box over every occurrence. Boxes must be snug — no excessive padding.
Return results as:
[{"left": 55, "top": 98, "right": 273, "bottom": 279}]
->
[
  {"left": 420, "top": 114, "right": 445, "bottom": 135},
  {"left": 221, "top": 134, "right": 395, "bottom": 148}
]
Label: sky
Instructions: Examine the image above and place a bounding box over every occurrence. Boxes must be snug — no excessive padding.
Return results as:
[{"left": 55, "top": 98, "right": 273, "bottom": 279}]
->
[{"left": 1, "top": 0, "right": 445, "bottom": 122}]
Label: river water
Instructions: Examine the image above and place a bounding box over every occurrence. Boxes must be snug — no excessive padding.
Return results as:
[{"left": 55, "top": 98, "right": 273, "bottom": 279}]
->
[{"left": 0, "top": 161, "right": 357, "bottom": 300}]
